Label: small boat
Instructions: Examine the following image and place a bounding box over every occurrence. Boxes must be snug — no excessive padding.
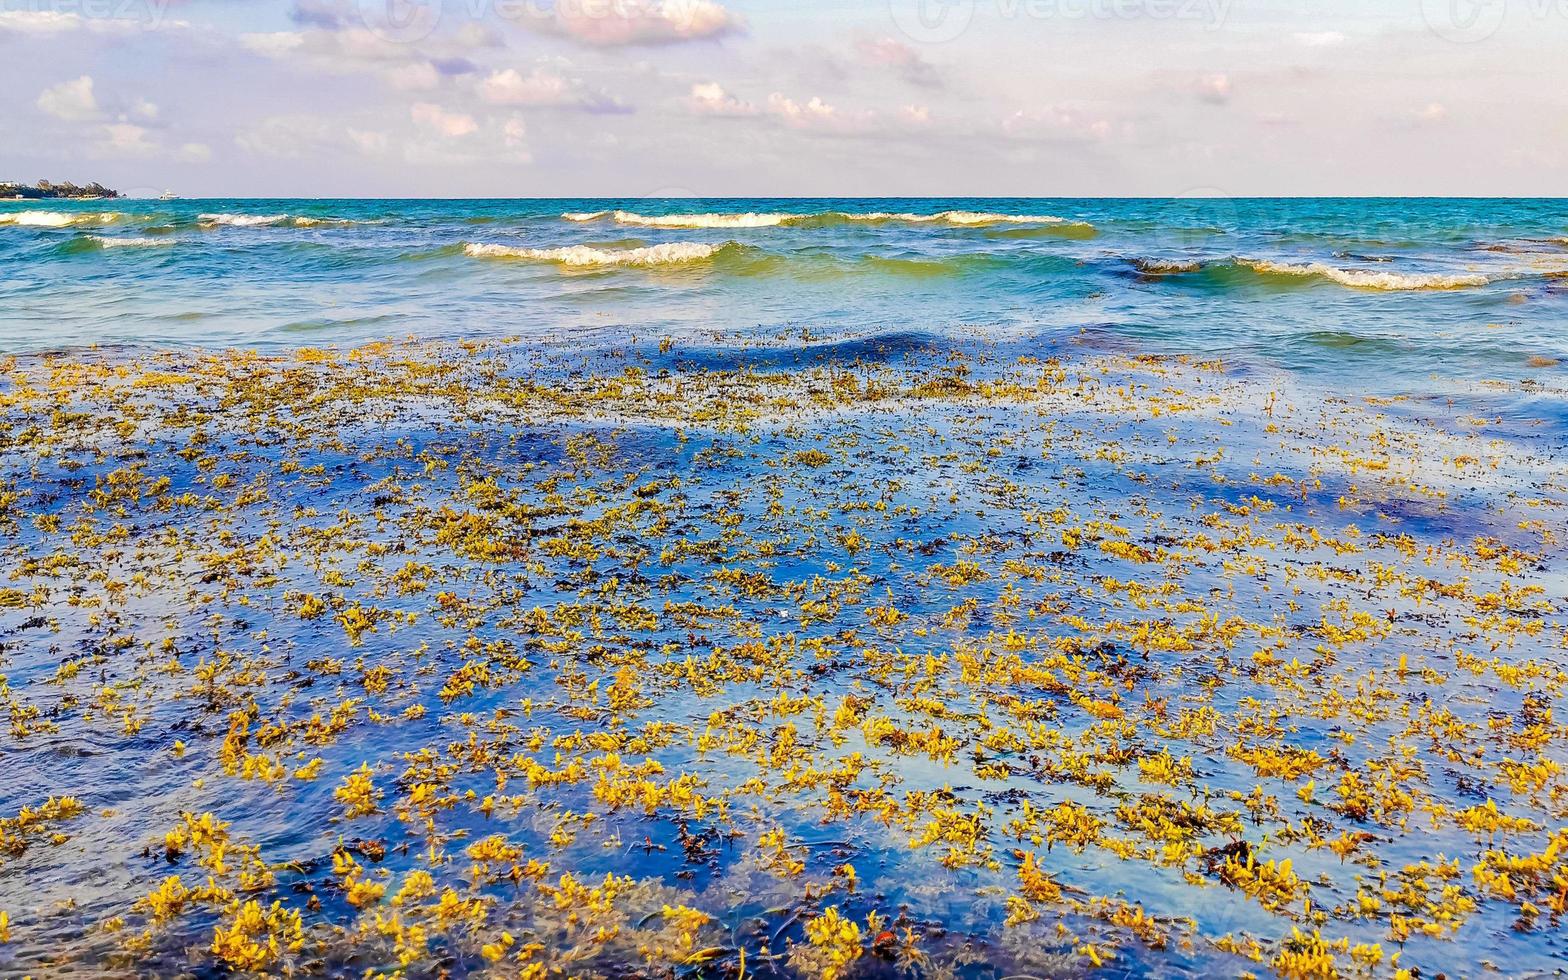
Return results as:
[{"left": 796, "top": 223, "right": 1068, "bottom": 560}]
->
[{"left": 158, "top": 191, "right": 179, "bottom": 201}]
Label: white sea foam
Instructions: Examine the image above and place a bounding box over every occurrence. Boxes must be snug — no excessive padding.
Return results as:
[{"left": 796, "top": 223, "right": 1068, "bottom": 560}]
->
[
  {"left": 83, "top": 233, "right": 172, "bottom": 247},
  {"left": 199, "top": 213, "right": 291, "bottom": 227},
  {"left": 1132, "top": 258, "right": 1202, "bottom": 274},
  {"left": 562, "top": 209, "right": 1075, "bottom": 228},
  {"left": 198, "top": 213, "right": 351, "bottom": 228},
  {"left": 0, "top": 210, "right": 120, "bottom": 227},
  {"left": 611, "top": 210, "right": 791, "bottom": 228},
  {"left": 864, "top": 210, "right": 1068, "bottom": 226},
  {"left": 85, "top": 235, "right": 173, "bottom": 249},
  {"left": 464, "top": 241, "right": 728, "bottom": 266},
  {"left": 1239, "top": 259, "right": 1490, "bottom": 290}
]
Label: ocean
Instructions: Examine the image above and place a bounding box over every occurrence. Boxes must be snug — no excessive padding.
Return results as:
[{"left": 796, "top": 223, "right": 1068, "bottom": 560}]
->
[
  {"left": 2, "top": 199, "right": 1568, "bottom": 978},
  {"left": 4, "top": 198, "right": 1567, "bottom": 381}
]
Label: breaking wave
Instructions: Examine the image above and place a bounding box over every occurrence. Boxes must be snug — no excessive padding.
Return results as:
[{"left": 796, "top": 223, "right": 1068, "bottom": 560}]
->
[
  {"left": 562, "top": 209, "right": 1085, "bottom": 230},
  {"left": 197, "top": 213, "right": 358, "bottom": 228},
  {"left": 1133, "top": 256, "right": 1494, "bottom": 291},
  {"left": 1235, "top": 259, "right": 1490, "bottom": 290},
  {"left": 68, "top": 235, "right": 175, "bottom": 252},
  {"left": 463, "top": 241, "right": 737, "bottom": 267},
  {"left": 0, "top": 210, "right": 123, "bottom": 228}
]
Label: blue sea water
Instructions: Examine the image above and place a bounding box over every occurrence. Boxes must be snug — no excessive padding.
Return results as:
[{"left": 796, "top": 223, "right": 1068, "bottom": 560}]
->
[{"left": 3, "top": 197, "right": 1566, "bottom": 390}]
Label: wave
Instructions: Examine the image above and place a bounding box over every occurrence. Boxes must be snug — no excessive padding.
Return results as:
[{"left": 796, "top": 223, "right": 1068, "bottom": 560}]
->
[
  {"left": 463, "top": 241, "right": 736, "bottom": 267},
  {"left": 67, "top": 235, "right": 175, "bottom": 252},
  {"left": 0, "top": 210, "right": 123, "bottom": 228},
  {"left": 562, "top": 209, "right": 1085, "bottom": 230},
  {"left": 1133, "top": 256, "right": 1492, "bottom": 291},
  {"left": 1131, "top": 257, "right": 1203, "bottom": 275},
  {"left": 1236, "top": 259, "right": 1489, "bottom": 290},
  {"left": 197, "top": 213, "right": 357, "bottom": 228}
]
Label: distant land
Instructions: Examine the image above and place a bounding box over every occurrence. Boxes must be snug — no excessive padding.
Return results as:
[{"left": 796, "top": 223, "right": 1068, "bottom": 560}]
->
[{"left": 1, "top": 180, "right": 120, "bottom": 200}]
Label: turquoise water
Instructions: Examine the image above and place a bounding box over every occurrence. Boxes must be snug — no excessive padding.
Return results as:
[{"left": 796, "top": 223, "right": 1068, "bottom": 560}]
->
[{"left": 4, "top": 198, "right": 1567, "bottom": 386}]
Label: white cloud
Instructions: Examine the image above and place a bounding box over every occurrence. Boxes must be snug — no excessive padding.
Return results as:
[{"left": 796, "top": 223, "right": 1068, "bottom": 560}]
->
[
  {"left": 853, "top": 36, "right": 940, "bottom": 87},
  {"left": 347, "top": 129, "right": 391, "bottom": 155},
  {"left": 478, "top": 68, "right": 575, "bottom": 107},
  {"left": 1415, "top": 102, "right": 1448, "bottom": 123},
  {"left": 411, "top": 102, "right": 477, "bottom": 138},
  {"left": 236, "top": 115, "right": 338, "bottom": 159},
  {"left": 503, "top": 115, "right": 528, "bottom": 148},
  {"left": 767, "top": 93, "right": 839, "bottom": 127},
  {"left": 0, "top": 10, "right": 155, "bottom": 35},
  {"left": 1002, "top": 106, "right": 1114, "bottom": 142},
  {"left": 1293, "top": 31, "right": 1346, "bottom": 47},
  {"left": 38, "top": 75, "right": 100, "bottom": 122},
  {"left": 240, "top": 32, "right": 306, "bottom": 58},
  {"left": 388, "top": 62, "right": 441, "bottom": 91},
  {"left": 101, "top": 122, "right": 158, "bottom": 156},
  {"left": 688, "top": 82, "right": 756, "bottom": 117},
  {"left": 1196, "top": 73, "right": 1232, "bottom": 104},
  {"left": 529, "top": 0, "right": 743, "bottom": 47},
  {"left": 0, "top": 10, "right": 85, "bottom": 34}
]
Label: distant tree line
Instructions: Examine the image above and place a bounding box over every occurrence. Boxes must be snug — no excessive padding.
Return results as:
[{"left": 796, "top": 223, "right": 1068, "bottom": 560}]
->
[{"left": 1, "top": 179, "right": 121, "bottom": 199}]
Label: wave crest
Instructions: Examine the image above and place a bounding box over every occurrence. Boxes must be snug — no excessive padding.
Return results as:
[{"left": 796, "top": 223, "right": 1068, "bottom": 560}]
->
[
  {"left": 562, "top": 209, "right": 1083, "bottom": 229},
  {"left": 1237, "top": 259, "right": 1490, "bottom": 291},
  {"left": 0, "top": 210, "right": 122, "bottom": 228},
  {"left": 81, "top": 235, "right": 174, "bottom": 250},
  {"left": 198, "top": 213, "right": 356, "bottom": 228},
  {"left": 464, "top": 241, "right": 733, "bottom": 267}
]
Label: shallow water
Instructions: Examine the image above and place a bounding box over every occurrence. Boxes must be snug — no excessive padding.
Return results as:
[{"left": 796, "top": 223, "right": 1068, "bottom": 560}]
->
[{"left": 2, "top": 201, "right": 1568, "bottom": 979}]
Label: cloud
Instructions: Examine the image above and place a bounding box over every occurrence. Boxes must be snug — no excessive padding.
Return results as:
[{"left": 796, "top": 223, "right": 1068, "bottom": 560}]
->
[
  {"left": 1415, "top": 102, "right": 1448, "bottom": 123},
  {"left": 527, "top": 0, "right": 743, "bottom": 47},
  {"left": 289, "top": 0, "right": 344, "bottom": 30},
  {"left": 1195, "top": 73, "right": 1232, "bottom": 104},
  {"left": 475, "top": 66, "right": 628, "bottom": 113},
  {"left": 1293, "top": 31, "right": 1346, "bottom": 47},
  {"left": 503, "top": 115, "right": 528, "bottom": 148},
  {"left": 347, "top": 128, "right": 391, "bottom": 155},
  {"left": 688, "top": 82, "right": 756, "bottom": 117},
  {"left": 101, "top": 122, "right": 159, "bottom": 157},
  {"left": 0, "top": 9, "right": 153, "bottom": 35},
  {"left": 38, "top": 76, "right": 101, "bottom": 122},
  {"left": 1001, "top": 106, "right": 1114, "bottom": 143},
  {"left": 236, "top": 115, "right": 339, "bottom": 159},
  {"left": 853, "top": 37, "right": 940, "bottom": 88},
  {"left": 411, "top": 102, "right": 477, "bottom": 138},
  {"left": 766, "top": 92, "right": 840, "bottom": 128},
  {"left": 241, "top": 32, "right": 306, "bottom": 58},
  {"left": 387, "top": 61, "right": 440, "bottom": 90}
]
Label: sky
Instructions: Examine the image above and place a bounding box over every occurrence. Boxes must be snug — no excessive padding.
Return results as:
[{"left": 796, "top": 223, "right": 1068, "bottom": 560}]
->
[{"left": 1, "top": 0, "right": 1566, "bottom": 197}]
